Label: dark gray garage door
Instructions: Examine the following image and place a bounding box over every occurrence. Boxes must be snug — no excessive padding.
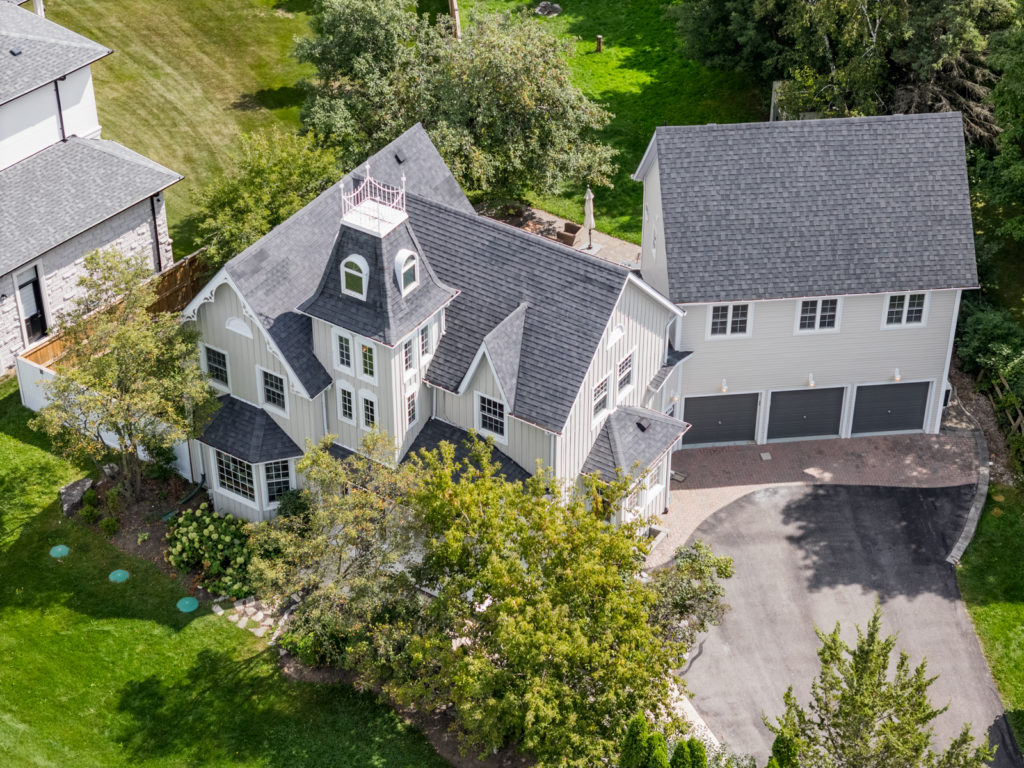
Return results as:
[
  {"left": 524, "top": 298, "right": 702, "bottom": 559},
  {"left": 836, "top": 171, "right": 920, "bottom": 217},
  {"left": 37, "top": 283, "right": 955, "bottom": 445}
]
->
[
  {"left": 851, "top": 382, "right": 930, "bottom": 434},
  {"left": 683, "top": 393, "right": 759, "bottom": 444},
  {"left": 767, "top": 387, "right": 844, "bottom": 440}
]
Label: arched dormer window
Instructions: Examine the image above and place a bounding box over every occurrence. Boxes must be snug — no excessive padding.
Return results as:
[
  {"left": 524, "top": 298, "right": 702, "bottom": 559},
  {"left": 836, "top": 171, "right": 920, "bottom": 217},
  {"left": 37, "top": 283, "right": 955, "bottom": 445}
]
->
[
  {"left": 341, "top": 254, "right": 368, "bottom": 300},
  {"left": 394, "top": 248, "right": 418, "bottom": 295}
]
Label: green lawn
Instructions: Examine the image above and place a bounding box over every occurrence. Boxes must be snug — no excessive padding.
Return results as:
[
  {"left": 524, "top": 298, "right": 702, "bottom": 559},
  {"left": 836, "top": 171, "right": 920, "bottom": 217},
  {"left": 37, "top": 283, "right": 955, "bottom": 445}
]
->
[
  {"left": 44, "top": 0, "right": 316, "bottom": 256},
  {"left": 0, "top": 376, "right": 450, "bottom": 767},
  {"left": 958, "top": 484, "right": 1024, "bottom": 746}
]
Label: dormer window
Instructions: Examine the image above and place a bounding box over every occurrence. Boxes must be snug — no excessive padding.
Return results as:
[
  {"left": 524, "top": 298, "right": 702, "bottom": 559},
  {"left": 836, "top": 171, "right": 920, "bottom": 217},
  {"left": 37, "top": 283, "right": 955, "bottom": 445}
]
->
[
  {"left": 341, "top": 255, "right": 368, "bottom": 300},
  {"left": 395, "top": 248, "right": 418, "bottom": 295}
]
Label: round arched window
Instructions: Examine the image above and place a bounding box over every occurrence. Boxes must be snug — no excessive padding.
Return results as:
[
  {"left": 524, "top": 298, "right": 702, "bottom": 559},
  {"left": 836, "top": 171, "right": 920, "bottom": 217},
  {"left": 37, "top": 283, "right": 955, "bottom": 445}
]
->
[{"left": 341, "top": 255, "right": 368, "bottom": 299}]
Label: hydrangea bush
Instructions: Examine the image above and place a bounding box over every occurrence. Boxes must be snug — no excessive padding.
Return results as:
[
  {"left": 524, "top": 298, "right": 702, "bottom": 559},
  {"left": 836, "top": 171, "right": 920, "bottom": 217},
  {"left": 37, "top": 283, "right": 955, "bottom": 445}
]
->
[{"left": 166, "top": 502, "right": 253, "bottom": 598}]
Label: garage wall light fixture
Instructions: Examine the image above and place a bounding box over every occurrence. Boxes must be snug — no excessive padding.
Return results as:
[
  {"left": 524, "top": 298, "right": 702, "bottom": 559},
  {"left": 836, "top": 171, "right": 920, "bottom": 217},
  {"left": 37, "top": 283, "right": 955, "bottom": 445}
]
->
[
  {"left": 720, "top": 378, "right": 728, "bottom": 393},
  {"left": 894, "top": 368, "right": 901, "bottom": 382},
  {"left": 808, "top": 373, "right": 815, "bottom": 388}
]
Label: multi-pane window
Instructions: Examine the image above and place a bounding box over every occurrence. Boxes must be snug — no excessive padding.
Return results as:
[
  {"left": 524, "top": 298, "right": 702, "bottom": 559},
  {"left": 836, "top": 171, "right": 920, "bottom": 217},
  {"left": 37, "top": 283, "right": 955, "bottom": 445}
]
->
[
  {"left": 402, "top": 254, "right": 417, "bottom": 290},
  {"left": 419, "top": 325, "right": 431, "bottom": 357},
  {"left": 262, "top": 370, "right": 286, "bottom": 410},
  {"left": 362, "top": 396, "right": 376, "bottom": 428},
  {"left": 337, "top": 335, "right": 352, "bottom": 369},
  {"left": 205, "top": 347, "right": 228, "bottom": 385},
  {"left": 799, "top": 299, "right": 838, "bottom": 331},
  {"left": 342, "top": 257, "right": 366, "bottom": 298},
  {"left": 479, "top": 395, "right": 505, "bottom": 436},
  {"left": 885, "top": 293, "right": 926, "bottom": 326},
  {"left": 710, "top": 304, "right": 749, "bottom": 336},
  {"left": 361, "top": 344, "right": 375, "bottom": 378},
  {"left": 338, "top": 385, "right": 354, "bottom": 422},
  {"left": 406, "top": 391, "right": 417, "bottom": 426},
  {"left": 265, "top": 460, "right": 290, "bottom": 504},
  {"left": 618, "top": 353, "right": 633, "bottom": 392},
  {"left": 403, "top": 339, "right": 415, "bottom": 372},
  {"left": 593, "top": 376, "right": 609, "bottom": 418},
  {"left": 216, "top": 450, "right": 254, "bottom": 501}
]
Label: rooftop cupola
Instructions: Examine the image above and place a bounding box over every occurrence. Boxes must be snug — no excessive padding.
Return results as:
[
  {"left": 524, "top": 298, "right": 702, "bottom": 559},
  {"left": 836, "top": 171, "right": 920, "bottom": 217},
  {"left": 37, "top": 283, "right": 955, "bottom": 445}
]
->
[{"left": 341, "top": 166, "right": 408, "bottom": 237}]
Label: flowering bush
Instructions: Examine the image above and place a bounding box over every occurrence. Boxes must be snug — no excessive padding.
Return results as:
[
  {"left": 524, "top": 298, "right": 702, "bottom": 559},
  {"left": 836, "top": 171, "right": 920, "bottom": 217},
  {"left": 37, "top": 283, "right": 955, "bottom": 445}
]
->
[{"left": 166, "top": 502, "right": 253, "bottom": 598}]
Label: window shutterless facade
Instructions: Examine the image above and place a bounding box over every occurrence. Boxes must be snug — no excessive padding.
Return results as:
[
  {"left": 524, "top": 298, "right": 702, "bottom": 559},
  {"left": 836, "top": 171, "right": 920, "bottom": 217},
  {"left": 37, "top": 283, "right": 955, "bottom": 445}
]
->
[
  {"left": 261, "top": 370, "right": 286, "bottom": 411},
  {"left": 593, "top": 376, "right": 609, "bottom": 418},
  {"left": 341, "top": 254, "right": 368, "bottom": 300},
  {"left": 204, "top": 346, "right": 229, "bottom": 386},
  {"left": 797, "top": 298, "right": 839, "bottom": 332},
  {"left": 419, "top": 325, "right": 431, "bottom": 357},
  {"left": 337, "top": 384, "right": 354, "bottom": 423},
  {"left": 884, "top": 292, "right": 927, "bottom": 327},
  {"left": 403, "top": 338, "right": 415, "bottom": 372},
  {"left": 362, "top": 395, "right": 376, "bottom": 429},
  {"left": 478, "top": 395, "right": 505, "bottom": 437},
  {"left": 361, "top": 343, "right": 375, "bottom": 379},
  {"left": 337, "top": 334, "right": 352, "bottom": 370},
  {"left": 406, "top": 391, "right": 417, "bottom": 426},
  {"left": 402, "top": 254, "right": 417, "bottom": 290},
  {"left": 708, "top": 303, "right": 750, "bottom": 337},
  {"left": 265, "top": 459, "right": 291, "bottom": 504},
  {"left": 617, "top": 353, "right": 633, "bottom": 392},
  {"left": 216, "top": 450, "right": 255, "bottom": 501}
]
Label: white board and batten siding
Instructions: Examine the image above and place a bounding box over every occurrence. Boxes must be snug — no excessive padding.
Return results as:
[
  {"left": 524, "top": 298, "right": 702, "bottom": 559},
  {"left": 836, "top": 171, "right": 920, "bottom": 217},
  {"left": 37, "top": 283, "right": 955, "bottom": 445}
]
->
[
  {"left": 677, "top": 288, "right": 961, "bottom": 439},
  {"left": 555, "top": 279, "right": 679, "bottom": 480}
]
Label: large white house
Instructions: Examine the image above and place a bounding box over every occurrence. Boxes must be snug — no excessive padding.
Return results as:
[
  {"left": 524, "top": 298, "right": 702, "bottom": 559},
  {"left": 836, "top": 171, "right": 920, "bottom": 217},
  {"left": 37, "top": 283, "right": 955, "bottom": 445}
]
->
[
  {"left": 181, "top": 113, "right": 976, "bottom": 522},
  {"left": 0, "top": 1, "right": 181, "bottom": 370},
  {"left": 633, "top": 112, "right": 976, "bottom": 445}
]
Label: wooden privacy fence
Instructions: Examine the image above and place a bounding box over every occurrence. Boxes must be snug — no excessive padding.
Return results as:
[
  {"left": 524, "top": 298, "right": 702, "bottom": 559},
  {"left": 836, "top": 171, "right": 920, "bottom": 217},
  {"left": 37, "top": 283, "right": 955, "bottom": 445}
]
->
[
  {"left": 985, "top": 372, "right": 1024, "bottom": 437},
  {"left": 19, "top": 251, "right": 209, "bottom": 371}
]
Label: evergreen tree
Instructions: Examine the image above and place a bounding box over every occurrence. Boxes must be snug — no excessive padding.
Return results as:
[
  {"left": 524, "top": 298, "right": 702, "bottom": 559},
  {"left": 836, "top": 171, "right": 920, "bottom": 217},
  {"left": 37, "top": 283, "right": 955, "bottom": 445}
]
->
[
  {"left": 688, "top": 738, "right": 708, "bottom": 768},
  {"left": 647, "top": 732, "right": 670, "bottom": 768},
  {"left": 619, "top": 712, "right": 652, "bottom": 768},
  {"left": 670, "top": 739, "right": 691, "bottom": 768}
]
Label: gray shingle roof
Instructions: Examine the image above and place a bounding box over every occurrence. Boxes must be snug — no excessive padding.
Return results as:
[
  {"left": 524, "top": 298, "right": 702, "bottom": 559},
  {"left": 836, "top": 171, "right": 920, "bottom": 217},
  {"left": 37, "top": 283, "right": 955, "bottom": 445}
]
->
[
  {"left": 200, "top": 396, "right": 303, "bottom": 464},
  {"left": 0, "top": 137, "right": 182, "bottom": 277},
  {"left": 0, "top": 3, "right": 111, "bottom": 105},
  {"left": 406, "top": 419, "right": 531, "bottom": 483},
  {"left": 644, "top": 113, "right": 978, "bottom": 304},
  {"left": 224, "top": 124, "right": 471, "bottom": 398},
  {"left": 411, "top": 195, "right": 631, "bottom": 434},
  {"left": 581, "top": 406, "right": 690, "bottom": 479},
  {"left": 648, "top": 348, "right": 692, "bottom": 392},
  {"left": 482, "top": 302, "right": 528, "bottom": 410}
]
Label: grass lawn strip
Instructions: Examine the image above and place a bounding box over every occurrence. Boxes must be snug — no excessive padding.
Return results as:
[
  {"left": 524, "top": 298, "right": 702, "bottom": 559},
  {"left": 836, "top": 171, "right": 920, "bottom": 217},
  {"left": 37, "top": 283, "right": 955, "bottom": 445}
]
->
[
  {"left": 958, "top": 484, "right": 1024, "bottom": 747},
  {"left": 0, "top": 376, "right": 450, "bottom": 767}
]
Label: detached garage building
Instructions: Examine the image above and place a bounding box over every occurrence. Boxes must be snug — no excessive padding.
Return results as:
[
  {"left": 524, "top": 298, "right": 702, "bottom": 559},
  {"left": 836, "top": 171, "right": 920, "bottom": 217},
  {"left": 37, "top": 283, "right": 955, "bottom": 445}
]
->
[{"left": 632, "top": 112, "right": 977, "bottom": 446}]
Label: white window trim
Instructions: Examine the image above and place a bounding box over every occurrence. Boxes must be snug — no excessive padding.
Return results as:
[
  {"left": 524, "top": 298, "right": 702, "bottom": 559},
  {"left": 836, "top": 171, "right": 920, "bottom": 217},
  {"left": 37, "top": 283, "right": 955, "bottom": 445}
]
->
[
  {"left": 395, "top": 248, "right": 419, "bottom": 295},
  {"left": 406, "top": 390, "right": 418, "bottom": 427},
  {"left": 704, "top": 302, "right": 754, "bottom": 340},
  {"left": 592, "top": 375, "right": 611, "bottom": 425},
  {"left": 334, "top": 330, "right": 355, "bottom": 373},
  {"left": 474, "top": 390, "right": 508, "bottom": 444},
  {"left": 200, "top": 342, "right": 231, "bottom": 392},
  {"left": 359, "top": 390, "right": 378, "bottom": 431},
  {"left": 336, "top": 381, "right": 356, "bottom": 425},
  {"left": 12, "top": 260, "right": 50, "bottom": 350},
  {"left": 616, "top": 348, "right": 636, "bottom": 404},
  {"left": 793, "top": 297, "right": 843, "bottom": 335},
  {"left": 419, "top": 322, "right": 434, "bottom": 369},
  {"left": 262, "top": 458, "right": 295, "bottom": 510},
  {"left": 880, "top": 292, "right": 930, "bottom": 330},
  {"left": 211, "top": 448, "right": 259, "bottom": 509},
  {"left": 402, "top": 336, "right": 418, "bottom": 382},
  {"left": 357, "top": 339, "right": 378, "bottom": 385},
  {"left": 256, "top": 365, "right": 289, "bottom": 418},
  {"left": 341, "top": 254, "right": 369, "bottom": 300}
]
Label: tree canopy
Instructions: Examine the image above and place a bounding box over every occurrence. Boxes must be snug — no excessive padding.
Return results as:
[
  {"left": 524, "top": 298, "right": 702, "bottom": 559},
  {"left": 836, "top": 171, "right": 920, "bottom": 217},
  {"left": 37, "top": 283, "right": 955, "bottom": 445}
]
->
[
  {"left": 765, "top": 606, "right": 994, "bottom": 768},
  {"left": 298, "top": 0, "right": 616, "bottom": 201},
  {"left": 31, "top": 250, "right": 217, "bottom": 498}
]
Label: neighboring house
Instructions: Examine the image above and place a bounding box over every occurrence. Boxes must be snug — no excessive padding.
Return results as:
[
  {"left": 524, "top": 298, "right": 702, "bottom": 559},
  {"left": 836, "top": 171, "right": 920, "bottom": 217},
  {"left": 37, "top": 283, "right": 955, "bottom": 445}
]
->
[
  {"left": 632, "top": 112, "right": 977, "bottom": 446},
  {"left": 0, "top": 1, "right": 181, "bottom": 370},
  {"left": 182, "top": 125, "right": 690, "bottom": 522}
]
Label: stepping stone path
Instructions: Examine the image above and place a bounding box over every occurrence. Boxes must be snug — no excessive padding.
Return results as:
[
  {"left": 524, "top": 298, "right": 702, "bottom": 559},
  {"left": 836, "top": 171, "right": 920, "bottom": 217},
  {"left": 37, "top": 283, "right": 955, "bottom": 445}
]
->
[{"left": 213, "top": 593, "right": 302, "bottom": 642}]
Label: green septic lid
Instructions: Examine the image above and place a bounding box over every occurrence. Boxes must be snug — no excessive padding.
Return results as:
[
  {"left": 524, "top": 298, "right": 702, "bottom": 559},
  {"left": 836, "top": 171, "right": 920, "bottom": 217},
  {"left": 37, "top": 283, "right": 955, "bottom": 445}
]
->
[
  {"left": 176, "top": 596, "right": 199, "bottom": 613},
  {"left": 49, "top": 544, "right": 69, "bottom": 558},
  {"left": 108, "top": 569, "right": 129, "bottom": 583}
]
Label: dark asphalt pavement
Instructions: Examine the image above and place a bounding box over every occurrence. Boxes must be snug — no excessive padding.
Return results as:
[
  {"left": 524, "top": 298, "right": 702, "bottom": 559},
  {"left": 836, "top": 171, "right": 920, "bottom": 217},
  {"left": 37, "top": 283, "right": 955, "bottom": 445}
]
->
[{"left": 683, "top": 484, "right": 1022, "bottom": 768}]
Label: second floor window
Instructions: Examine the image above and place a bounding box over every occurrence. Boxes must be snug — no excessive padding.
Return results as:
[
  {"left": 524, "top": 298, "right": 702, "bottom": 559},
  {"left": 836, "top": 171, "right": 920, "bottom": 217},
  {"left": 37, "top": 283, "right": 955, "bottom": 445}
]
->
[
  {"left": 262, "top": 370, "right": 286, "bottom": 411},
  {"left": 479, "top": 395, "right": 505, "bottom": 437},
  {"left": 617, "top": 353, "right": 633, "bottom": 393},
  {"left": 362, "top": 396, "right": 376, "bottom": 429},
  {"left": 338, "top": 385, "right": 354, "bottom": 422},
  {"left": 420, "top": 325, "right": 431, "bottom": 357},
  {"left": 407, "top": 391, "right": 417, "bottom": 426},
  {"left": 361, "top": 344, "right": 375, "bottom": 378},
  {"left": 337, "top": 335, "right": 352, "bottom": 369},
  {"left": 886, "top": 293, "right": 926, "bottom": 326},
  {"left": 205, "top": 347, "right": 228, "bottom": 386},
  {"left": 799, "top": 299, "right": 838, "bottom": 331},
  {"left": 593, "top": 376, "right": 609, "bottom": 418},
  {"left": 710, "top": 303, "right": 749, "bottom": 336},
  {"left": 404, "top": 339, "right": 415, "bottom": 372}
]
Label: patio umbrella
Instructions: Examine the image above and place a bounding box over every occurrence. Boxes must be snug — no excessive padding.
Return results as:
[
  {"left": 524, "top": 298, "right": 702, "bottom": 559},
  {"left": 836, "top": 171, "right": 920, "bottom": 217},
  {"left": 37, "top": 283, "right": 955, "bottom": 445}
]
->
[{"left": 583, "top": 186, "right": 595, "bottom": 249}]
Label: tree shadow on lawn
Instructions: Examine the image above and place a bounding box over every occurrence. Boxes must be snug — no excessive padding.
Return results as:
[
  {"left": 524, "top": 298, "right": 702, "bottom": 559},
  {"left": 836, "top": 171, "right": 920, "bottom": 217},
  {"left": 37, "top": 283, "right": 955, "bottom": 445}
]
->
[
  {"left": 232, "top": 85, "right": 306, "bottom": 113},
  {"left": 115, "top": 648, "right": 447, "bottom": 767}
]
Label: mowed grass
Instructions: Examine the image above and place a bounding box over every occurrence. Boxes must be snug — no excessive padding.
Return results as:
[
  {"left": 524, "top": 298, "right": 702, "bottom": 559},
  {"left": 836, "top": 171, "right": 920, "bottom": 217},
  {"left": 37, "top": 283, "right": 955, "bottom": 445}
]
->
[
  {"left": 43, "top": 0, "right": 316, "bottom": 256},
  {"left": 0, "top": 376, "right": 450, "bottom": 768},
  {"left": 958, "top": 484, "right": 1024, "bottom": 745},
  {"left": 459, "top": 0, "right": 766, "bottom": 242}
]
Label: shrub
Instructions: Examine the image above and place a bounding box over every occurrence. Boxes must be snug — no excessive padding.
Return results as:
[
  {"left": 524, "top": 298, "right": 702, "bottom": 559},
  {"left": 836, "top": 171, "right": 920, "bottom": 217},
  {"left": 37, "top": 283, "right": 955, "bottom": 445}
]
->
[
  {"left": 275, "top": 488, "right": 310, "bottom": 521},
  {"left": 620, "top": 712, "right": 652, "bottom": 768},
  {"left": 143, "top": 443, "right": 179, "bottom": 481},
  {"left": 79, "top": 504, "right": 100, "bottom": 524},
  {"left": 647, "top": 732, "right": 670, "bottom": 768},
  {"left": 105, "top": 486, "right": 121, "bottom": 517},
  {"left": 280, "top": 592, "right": 349, "bottom": 667},
  {"left": 82, "top": 488, "right": 98, "bottom": 507},
  {"left": 670, "top": 740, "right": 690, "bottom": 768},
  {"left": 166, "top": 502, "right": 253, "bottom": 598},
  {"left": 99, "top": 517, "right": 119, "bottom": 537},
  {"left": 770, "top": 734, "right": 798, "bottom": 768},
  {"left": 688, "top": 738, "right": 707, "bottom": 768},
  {"left": 957, "top": 305, "right": 1024, "bottom": 373}
]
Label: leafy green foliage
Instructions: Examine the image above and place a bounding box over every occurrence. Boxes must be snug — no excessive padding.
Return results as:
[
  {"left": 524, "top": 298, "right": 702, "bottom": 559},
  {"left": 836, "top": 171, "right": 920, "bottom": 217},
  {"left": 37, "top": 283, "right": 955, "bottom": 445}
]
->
[
  {"left": 650, "top": 540, "right": 734, "bottom": 646},
  {"left": 688, "top": 737, "right": 707, "bottom": 768},
  {"left": 765, "top": 606, "right": 994, "bottom": 768},
  {"left": 273, "top": 488, "right": 310, "bottom": 520},
  {"left": 620, "top": 713, "right": 653, "bottom": 768},
  {"left": 647, "top": 732, "right": 670, "bottom": 768},
  {"left": 82, "top": 488, "right": 98, "bottom": 507},
  {"left": 166, "top": 502, "right": 253, "bottom": 598},
  {"left": 30, "top": 250, "right": 218, "bottom": 500},
  {"left": 957, "top": 303, "right": 1024, "bottom": 372},
  {"left": 99, "top": 517, "right": 119, "bottom": 537},
  {"left": 299, "top": 0, "right": 616, "bottom": 202},
  {"left": 105, "top": 486, "right": 121, "bottom": 518},
  {"left": 194, "top": 128, "right": 341, "bottom": 270},
  {"left": 670, "top": 738, "right": 691, "bottom": 768},
  {"left": 143, "top": 442, "right": 180, "bottom": 481},
  {"left": 79, "top": 504, "right": 101, "bottom": 525},
  {"left": 982, "top": 15, "right": 1024, "bottom": 241},
  {"left": 770, "top": 733, "right": 798, "bottom": 768}
]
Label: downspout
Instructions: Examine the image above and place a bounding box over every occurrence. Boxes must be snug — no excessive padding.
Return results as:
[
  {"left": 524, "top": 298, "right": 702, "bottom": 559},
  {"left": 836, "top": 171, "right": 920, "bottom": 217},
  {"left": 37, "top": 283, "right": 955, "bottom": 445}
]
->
[
  {"left": 321, "top": 390, "right": 328, "bottom": 438},
  {"left": 149, "top": 195, "right": 162, "bottom": 272},
  {"left": 53, "top": 78, "right": 66, "bottom": 141}
]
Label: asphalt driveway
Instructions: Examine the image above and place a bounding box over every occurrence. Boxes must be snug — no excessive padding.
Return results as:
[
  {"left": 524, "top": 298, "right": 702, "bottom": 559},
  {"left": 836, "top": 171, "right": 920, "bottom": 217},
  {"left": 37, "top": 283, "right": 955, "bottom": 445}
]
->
[{"left": 683, "top": 483, "right": 1022, "bottom": 768}]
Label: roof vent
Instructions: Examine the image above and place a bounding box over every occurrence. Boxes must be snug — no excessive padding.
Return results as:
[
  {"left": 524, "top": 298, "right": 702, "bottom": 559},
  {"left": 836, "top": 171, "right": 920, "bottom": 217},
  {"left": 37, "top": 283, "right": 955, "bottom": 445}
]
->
[
  {"left": 10, "top": 47, "right": 22, "bottom": 56},
  {"left": 394, "top": 148, "right": 406, "bottom": 164},
  {"left": 637, "top": 417, "right": 651, "bottom": 432}
]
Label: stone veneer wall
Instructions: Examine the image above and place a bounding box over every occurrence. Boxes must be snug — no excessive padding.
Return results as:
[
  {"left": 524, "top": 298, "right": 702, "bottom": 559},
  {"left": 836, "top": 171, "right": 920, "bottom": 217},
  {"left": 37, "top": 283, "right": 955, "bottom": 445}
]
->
[{"left": 0, "top": 193, "right": 174, "bottom": 370}]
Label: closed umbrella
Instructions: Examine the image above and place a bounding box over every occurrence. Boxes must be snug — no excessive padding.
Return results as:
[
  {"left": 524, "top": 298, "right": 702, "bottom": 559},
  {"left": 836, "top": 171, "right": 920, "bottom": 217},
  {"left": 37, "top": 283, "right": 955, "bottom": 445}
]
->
[{"left": 583, "top": 186, "right": 595, "bottom": 249}]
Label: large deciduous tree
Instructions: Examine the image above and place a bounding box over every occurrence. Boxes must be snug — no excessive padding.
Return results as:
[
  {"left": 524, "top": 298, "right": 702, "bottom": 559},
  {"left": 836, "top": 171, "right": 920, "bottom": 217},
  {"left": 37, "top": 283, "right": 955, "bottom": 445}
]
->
[
  {"left": 765, "top": 607, "right": 994, "bottom": 768},
  {"left": 298, "top": 0, "right": 616, "bottom": 202},
  {"left": 31, "top": 250, "right": 217, "bottom": 498}
]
